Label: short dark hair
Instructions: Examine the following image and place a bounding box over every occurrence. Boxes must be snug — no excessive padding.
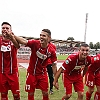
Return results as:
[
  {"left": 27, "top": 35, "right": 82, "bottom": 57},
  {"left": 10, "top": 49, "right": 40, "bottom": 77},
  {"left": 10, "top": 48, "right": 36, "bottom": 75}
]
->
[
  {"left": 42, "top": 29, "right": 51, "bottom": 36},
  {"left": 80, "top": 43, "right": 89, "bottom": 47},
  {"left": 1, "top": 22, "right": 11, "bottom": 27}
]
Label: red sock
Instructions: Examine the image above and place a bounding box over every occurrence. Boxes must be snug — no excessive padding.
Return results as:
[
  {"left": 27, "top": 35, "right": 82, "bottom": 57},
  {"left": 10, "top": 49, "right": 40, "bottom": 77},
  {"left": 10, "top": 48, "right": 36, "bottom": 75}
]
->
[
  {"left": 28, "top": 94, "right": 34, "bottom": 100},
  {"left": 43, "top": 95, "right": 49, "bottom": 100},
  {"left": 1, "top": 93, "right": 8, "bottom": 100},
  {"left": 86, "top": 91, "right": 92, "bottom": 100},
  {"left": 13, "top": 93, "right": 20, "bottom": 100},
  {"left": 94, "top": 92, "right": 100, "bottom": 100}
]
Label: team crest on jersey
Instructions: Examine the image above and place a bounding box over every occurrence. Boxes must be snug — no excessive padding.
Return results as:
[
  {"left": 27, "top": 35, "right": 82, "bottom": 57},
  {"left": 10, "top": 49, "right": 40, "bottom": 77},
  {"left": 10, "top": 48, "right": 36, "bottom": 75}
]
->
[
  {"left": 47, "top": 52, "right": 51, "bottom": 57},
  {"left": 94, "top": 57, "right": 99, "bottom": 61},
  {"left": 94, "top": 57, "right": 97, "bottom": 61},
  {"left": 65, "top": 60, "right": 69, "bottom": 64}
]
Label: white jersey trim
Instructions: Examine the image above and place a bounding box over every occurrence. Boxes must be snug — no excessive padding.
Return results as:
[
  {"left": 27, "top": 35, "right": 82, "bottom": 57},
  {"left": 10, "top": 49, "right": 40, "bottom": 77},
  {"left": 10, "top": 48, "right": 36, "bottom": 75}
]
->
[{"left": 61, "top": 65, "right": 65, "bottom": 70}]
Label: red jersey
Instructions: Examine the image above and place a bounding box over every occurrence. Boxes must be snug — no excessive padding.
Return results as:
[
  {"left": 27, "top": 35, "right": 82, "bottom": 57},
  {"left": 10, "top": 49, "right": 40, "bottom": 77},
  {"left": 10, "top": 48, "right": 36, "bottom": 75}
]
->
[
  {"left": 62, "top": 53, "right": 91, "bottom": 75},
  {"left": 47, "top": 42, "right": 56, "bottom": 65},
  {"left": 0, "top": 37, "right": 18, "bottom": 74},
  {"left": 49, "top": 42, "right": 56, "bottom": 50},
  {"left": 87, "top": 54, "right": 100, "bottom": 74},
  {"left": 26, "top": 40, "right": 57, "bottom": 75}
]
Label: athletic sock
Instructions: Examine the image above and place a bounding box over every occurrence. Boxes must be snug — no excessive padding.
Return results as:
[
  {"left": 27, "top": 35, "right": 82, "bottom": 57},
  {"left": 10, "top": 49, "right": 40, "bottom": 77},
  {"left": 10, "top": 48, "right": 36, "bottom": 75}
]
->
[
  {"left": 94, "top": 91, "right": 100, "bottom": 100},
  {"left": 86, "top": 91, "right": 92, "bottom": 100},
  {"left": 28, "top": 94, "right": 34, "bottom": 100},
  {"left": 43, "top": 95, "right": 49, "bottom": 100},
  {"left": 13, "top": 93, "right": 20, "bottom": 100},
  {"left": 1, "top": 93, "right": 8, "bottom": 100}
]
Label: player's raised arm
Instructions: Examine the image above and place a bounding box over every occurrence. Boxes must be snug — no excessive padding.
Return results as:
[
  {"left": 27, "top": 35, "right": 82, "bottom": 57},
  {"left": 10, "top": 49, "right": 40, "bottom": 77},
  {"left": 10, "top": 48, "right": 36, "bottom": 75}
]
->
[
  {"left": 6, "top": 31, "right": 28, "bottom": 45},
  {"left": 14, "top": 35, "right": 28, "bottom": 45},
  {"left": 8, "top": 32, "right": 20, "bottom": 48}
]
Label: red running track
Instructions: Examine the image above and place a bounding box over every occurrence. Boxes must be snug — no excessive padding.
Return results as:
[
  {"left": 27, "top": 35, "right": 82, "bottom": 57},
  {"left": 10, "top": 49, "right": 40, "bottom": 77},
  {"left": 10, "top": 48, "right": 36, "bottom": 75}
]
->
[{"left": 17, "top": 59, "right": 64, "bottom": 63}]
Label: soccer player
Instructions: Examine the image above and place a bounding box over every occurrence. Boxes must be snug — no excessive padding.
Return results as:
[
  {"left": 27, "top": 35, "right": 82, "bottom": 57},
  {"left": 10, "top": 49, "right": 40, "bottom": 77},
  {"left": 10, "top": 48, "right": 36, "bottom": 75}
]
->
[
  {"left": 6, "top": 29, "right": 58, "bottom": 100},
  {"left": 0, "top": 22, "right": 20, "bottom": 100},
  {"left": 85, "top": 54, "right": 100, "bottom": 100},
  {"left": 47, "top": 42, "right": 56, "bottom": 94},
  {"left": 53, "top": 43, "right": 91, "bottom": 100}
]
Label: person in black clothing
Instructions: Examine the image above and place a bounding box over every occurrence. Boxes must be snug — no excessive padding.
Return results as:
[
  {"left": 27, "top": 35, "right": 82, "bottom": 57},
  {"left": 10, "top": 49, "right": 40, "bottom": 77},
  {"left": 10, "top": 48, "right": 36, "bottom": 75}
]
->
[
  {"left": 47, "top": 64, "right": 54, "bottom": 94},
  {"left": 47, "top": 42, "right": 56, "bottom": 94}
]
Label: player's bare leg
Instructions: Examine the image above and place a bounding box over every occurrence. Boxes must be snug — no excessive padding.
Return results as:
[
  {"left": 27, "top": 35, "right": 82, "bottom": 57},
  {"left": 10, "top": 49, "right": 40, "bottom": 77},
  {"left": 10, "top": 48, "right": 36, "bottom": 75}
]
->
[
  {"left": 0, "top": 92, "right": 1, "bottom": 100},
  {"left": 77, "top": 91, "right": 83, "bottom": 100},
  {"left": 94, "top": 86, "right": 100, "bottom": 100},
  {"left": 42, "top": 90, "right": 49, "bottom": 100},
  {"left": 1, "top": 92, "right": 8, "bottom": 100},
  {"left": 28, "top": 92, "right": 34, "bottom": 100},
  {"left": 86, "top": 87, "right": 94, "bottom": 100},
  {"left": 13, "top": 93, "right": 20, "bottom": 100},
  {"left": 62, "top": 94, "right": 72, "bottom": 100}
]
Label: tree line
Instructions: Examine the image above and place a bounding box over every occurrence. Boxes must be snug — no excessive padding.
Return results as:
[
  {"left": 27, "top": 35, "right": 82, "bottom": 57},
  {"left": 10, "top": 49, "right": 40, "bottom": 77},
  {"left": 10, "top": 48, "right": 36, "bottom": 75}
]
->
[
  {"left": 67, "top": 37, "right": 100, "bottom": 49},
  {"left": 89, "top": 42, "right": 100, "bottom": 49}
]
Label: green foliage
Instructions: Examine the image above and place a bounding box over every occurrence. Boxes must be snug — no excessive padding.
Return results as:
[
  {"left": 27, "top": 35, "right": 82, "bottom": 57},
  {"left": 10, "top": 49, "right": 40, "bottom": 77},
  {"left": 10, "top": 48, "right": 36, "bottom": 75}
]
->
[
  {"left": 67, "top": 37, "right": 74, "bottom": 41},
  {"left": 89, "top": 42, "right": 94, "bottom": 49},
  {"left": 89, "top": 42, "right": 100, "bottom": 49}
]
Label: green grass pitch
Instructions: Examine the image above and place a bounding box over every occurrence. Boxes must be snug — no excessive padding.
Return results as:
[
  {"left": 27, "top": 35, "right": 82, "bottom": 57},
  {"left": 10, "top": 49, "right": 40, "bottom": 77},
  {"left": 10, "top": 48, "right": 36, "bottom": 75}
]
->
[
  {"left": 7, "top": 55, "right": 95, "bottom": 100},
  {"left": 7, "top": 69, "right": 94, "bottom": 100}
]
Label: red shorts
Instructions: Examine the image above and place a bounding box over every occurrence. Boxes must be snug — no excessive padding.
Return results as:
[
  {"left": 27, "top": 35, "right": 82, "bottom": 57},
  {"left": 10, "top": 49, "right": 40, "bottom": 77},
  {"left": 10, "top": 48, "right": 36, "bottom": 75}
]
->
[
  {"left": 25, "top": 73, "right": 48, "bottom": 92},
  {"left": 0, "top": 73, "right": 20, "bottom": 94},
  {"left": 85, "top": 71, "right": 100, "bottom": 88},
  {"left": 62, "top": 73, "right": 84, "bottom": 94}
]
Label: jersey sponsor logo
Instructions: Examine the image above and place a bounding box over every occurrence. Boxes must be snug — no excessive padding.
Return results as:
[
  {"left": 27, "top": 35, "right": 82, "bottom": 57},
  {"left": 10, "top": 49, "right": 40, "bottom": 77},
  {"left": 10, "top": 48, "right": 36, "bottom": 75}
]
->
[
  {"left": 1, "top": 45, "right": 11, "bottom": 52},
  {"left": 74, "top": 66, "right": 82, "bottom": 70},
  {"left": 36, "top": 50, "right": 47, "bottom": 60}
]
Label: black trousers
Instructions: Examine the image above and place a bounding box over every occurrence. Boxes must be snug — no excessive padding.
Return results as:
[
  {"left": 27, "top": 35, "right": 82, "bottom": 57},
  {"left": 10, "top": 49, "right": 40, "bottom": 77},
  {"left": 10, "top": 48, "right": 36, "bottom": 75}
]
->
[{"left": 47, "top": 64, "right": 54, "bottom": 90}]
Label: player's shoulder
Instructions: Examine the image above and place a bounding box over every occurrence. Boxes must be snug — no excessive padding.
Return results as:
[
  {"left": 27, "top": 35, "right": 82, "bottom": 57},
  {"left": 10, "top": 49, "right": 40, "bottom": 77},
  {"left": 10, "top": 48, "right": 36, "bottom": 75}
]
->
[
  {"left": 64, "top": 53, "right": 78, "bottom": 65},
  {"left": 49, "top": 42, "right": 54, "bottom": 46},
  {"left": 68, "top": 52, "right": 78, "bottom": 57},
  {"left": 67, "top": 53, "right": 78, "bottom": 61},
  {"left": 0, "top": 36, "right": 2, "bottom": 39},
  {"left": 28, "top": 39, "right": 36, "bottom": 41},
  {"left": 97, "top": 54, "right": 100, "bottom": 57},
  {"left": 91, "top": 54, "right": 100, "bottom": 62},
  {"left": 48, "top": 43, "right": 55, "bottom": 50},
  {"left": 27, "top": 39, "right": 40, "bottom": 48},
  {"left": 47, "top": 45, "right": 56, "bottom": 55},
  {"left": 48, "top": 42, "right": 56, "bottom": 50},
  {"left": 87, "top": 55, "right": 92, "bottom": 59},
  {"left": 28, "top": 39, "right": 40, "bottom": 44},
  {"left": 0, "top": 36, "right": 2, "bottom": 43}
]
